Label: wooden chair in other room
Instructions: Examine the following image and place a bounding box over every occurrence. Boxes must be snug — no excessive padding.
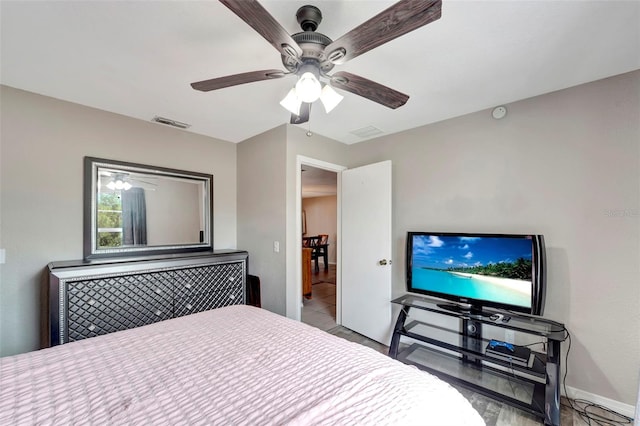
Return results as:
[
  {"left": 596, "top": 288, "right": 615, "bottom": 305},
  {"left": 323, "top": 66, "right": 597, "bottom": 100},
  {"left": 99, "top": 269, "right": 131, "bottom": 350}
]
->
[
  {"left": 311, "top": 234, "right": 329, "bottom": 272},
  {"left": 302, "top": 236, "right": 319, "bottom": 248}
]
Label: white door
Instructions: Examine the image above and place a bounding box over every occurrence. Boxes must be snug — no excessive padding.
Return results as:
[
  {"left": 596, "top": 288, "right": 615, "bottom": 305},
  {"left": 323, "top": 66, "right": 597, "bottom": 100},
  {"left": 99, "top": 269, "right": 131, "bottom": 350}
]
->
[{"left": 341, "top": 160, "right": 392, "bottom": 345}]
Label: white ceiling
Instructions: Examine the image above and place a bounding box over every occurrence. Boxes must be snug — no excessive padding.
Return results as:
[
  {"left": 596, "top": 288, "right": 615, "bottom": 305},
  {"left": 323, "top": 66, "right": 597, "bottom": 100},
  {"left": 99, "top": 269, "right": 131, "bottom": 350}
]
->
[
  {"left": 1, "top": 1, "right": 639, "bottom": 144},
  {"left": 302, "top": 166, "right": 337, "bottom": 198}
]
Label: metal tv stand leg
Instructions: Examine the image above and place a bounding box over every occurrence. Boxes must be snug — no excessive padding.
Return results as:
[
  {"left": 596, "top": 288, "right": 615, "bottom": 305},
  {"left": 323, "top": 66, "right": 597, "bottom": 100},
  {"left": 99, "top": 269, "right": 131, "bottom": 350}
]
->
[
  {"left": 388, "top": 306, "right": 409, "bottom": 358},
  {"left": 545, "top": 339, "right": 561, "bottom": 425}
]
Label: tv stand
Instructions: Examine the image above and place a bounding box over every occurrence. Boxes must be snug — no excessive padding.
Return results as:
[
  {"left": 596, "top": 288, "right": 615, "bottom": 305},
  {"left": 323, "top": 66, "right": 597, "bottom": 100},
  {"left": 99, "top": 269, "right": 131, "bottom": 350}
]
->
[
  {"left": 436, "top": 302, "right": 490, "bottom": 317},
  {"left": 389, "top": 294, "right": 565, "bottom": 426}
]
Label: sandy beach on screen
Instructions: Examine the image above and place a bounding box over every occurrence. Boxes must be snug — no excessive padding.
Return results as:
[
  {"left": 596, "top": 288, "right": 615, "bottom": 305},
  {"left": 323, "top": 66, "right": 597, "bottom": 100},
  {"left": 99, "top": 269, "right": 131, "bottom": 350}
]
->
[{"left": 449, "top": 271, "right": 530, "bottom": 294}]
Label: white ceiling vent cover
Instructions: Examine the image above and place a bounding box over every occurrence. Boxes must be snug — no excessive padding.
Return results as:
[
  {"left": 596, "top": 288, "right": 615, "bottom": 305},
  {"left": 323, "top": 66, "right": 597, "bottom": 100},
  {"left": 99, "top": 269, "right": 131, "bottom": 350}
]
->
[
  {"left": 151, "top": 116, "right": 191, "bottom": 129},
  {"left": 350, "top": 125, "right": 384, "bottom": 138}
]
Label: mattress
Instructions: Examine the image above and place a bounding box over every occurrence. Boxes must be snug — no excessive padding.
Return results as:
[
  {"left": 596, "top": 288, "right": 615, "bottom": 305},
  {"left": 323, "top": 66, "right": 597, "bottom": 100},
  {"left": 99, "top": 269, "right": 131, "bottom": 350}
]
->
[{"left": 1, "top": 305, "right": 484, "bottom": 425}]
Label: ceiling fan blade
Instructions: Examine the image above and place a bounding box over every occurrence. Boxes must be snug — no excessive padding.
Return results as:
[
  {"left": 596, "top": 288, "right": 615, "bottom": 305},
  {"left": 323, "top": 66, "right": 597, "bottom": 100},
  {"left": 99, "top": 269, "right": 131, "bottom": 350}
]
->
[
  {"left": 191, "top": 69, "right": 286, "bottom": 92},
  {"left": 132, "top": 179, "right": 158, "bottom": 186},
  {"left": 324, "top": 0, "right": 442, "bottom": 65},
  {"left": 219, "top": 0, "right": 303, "bottom": 59},
  {"left": 290, "top": 103, "right": 310, "bottom": 124},
  {"left": 330, "top": 71, "right": 409, "bottom": 109}
]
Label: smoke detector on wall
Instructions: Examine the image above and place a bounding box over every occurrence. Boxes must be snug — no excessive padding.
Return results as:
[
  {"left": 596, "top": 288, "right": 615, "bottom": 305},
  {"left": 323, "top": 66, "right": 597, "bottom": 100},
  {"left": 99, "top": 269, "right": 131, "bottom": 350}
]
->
[{"left": 492, "top": 106, "right": 507, "bottom": 119}]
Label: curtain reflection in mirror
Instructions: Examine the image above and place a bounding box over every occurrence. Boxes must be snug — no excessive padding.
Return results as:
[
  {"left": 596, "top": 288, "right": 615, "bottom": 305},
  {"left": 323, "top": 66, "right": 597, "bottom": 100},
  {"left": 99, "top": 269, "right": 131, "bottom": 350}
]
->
[{"left": 122, "top": 188, "right": 147, "bottom": 246}]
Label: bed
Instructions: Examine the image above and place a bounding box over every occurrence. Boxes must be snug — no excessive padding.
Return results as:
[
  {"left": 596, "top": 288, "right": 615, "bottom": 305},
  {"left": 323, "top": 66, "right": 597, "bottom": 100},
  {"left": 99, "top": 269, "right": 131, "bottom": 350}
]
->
[{"left": 1, "top": 305, "right": 484, "bottom": 425}]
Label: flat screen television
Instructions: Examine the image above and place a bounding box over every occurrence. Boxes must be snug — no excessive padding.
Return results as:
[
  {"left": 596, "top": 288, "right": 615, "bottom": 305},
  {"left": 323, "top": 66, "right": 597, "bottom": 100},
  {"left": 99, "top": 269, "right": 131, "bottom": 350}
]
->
[{"left": 406, "top": 232, "right": 546, "bottom": 315}]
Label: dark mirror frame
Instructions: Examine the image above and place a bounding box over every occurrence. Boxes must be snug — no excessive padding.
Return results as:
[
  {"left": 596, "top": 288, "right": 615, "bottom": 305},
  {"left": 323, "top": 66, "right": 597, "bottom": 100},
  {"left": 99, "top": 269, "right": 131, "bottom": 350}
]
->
[{"left": 83, "top": 157, "right": 214, "bottom": 260}]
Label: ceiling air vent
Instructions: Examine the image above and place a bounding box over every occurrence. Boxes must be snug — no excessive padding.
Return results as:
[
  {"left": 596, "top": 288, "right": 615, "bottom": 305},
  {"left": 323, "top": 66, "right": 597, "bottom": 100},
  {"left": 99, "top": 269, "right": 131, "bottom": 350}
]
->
[
  {"left": 151, "top": 116, "right": 191, "bottom": 129},
  {"left": 350, "top": 125, "right": 384, "bottom": 138}
]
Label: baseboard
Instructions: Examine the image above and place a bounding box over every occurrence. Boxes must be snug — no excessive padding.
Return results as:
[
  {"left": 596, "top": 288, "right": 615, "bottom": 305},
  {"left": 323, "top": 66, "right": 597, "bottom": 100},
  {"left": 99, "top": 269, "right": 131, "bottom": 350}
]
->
[{"left": 564, "top": 385, "right": 636, "bottom": 419}]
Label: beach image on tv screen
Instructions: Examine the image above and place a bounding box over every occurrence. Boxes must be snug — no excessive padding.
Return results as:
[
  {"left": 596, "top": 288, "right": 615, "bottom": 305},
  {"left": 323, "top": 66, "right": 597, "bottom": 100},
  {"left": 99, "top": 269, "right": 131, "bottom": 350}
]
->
[{"left": 411, "top": 235, "right": 533, "bottom": 308}]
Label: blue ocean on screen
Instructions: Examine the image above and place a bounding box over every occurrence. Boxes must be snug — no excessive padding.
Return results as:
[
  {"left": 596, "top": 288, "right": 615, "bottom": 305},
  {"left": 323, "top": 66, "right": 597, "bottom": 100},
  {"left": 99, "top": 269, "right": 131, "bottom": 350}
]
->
[
  {"left": 410, "top": 234, "right": 534, "bottom": 308},
  {"left": 411, "top": 268, "right": 530, "bottom": 308}
]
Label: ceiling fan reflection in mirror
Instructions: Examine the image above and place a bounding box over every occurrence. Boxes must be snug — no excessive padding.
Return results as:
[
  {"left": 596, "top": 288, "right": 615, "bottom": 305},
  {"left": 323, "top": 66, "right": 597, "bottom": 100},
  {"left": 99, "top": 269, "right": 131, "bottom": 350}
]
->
[
  {"left": 191, "top": 0, "right": 442, "bottom": 124},
  {"left": 99, "top": 170, "right": 158, "bottom": 191}
]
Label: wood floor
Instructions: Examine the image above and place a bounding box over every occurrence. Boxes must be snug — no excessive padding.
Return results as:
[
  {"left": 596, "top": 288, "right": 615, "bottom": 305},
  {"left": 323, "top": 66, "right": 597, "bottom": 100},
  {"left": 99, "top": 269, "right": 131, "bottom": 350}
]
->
[{"left": 301, "top": 265, "right": 629, "bottom": 426}]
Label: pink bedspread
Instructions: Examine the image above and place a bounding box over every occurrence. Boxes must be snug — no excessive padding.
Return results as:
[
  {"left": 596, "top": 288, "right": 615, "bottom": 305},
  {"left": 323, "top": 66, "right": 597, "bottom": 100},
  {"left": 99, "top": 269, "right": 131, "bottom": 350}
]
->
[{"left": 1, "top": 305, "right": 484, "bottom": 425}]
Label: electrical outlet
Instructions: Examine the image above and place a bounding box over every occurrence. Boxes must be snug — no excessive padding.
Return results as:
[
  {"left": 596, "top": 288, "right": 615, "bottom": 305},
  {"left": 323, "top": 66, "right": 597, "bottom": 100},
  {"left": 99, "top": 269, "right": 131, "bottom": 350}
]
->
[{"left": 505, "top": 329, "right": 515, "bottom": 343}]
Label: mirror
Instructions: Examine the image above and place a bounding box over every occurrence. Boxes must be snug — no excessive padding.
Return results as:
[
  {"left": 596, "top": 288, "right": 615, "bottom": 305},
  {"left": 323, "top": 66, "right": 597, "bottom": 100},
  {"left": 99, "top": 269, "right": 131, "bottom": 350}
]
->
[{"left": 84, "top": 157, "right": 213, "bottom": 259}]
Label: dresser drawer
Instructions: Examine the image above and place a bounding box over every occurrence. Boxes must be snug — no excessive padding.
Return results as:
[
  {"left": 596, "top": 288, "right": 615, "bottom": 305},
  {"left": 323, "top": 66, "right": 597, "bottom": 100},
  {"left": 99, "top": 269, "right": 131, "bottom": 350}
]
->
[
  {"left": 173, "top": 261, "right": 244, "bottom": 295},
  {"left": 66, "top": 271, "right": 173, "bottom": 342},
  {"left": 174, "top": 285, "right": 244, "bottom": 317},
  {"left": 173, "top": 262, "right": 245, "bottom": 316}
]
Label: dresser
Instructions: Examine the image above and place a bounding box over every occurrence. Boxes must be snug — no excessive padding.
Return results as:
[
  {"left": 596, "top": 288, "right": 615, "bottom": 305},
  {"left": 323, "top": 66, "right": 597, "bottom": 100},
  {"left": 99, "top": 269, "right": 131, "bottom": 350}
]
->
[
  {"left": 44, "top": 250, "right": 248, "bottom": 347},
  {"left": 302, "top": 247, "right": 313, "bottom": 299}
]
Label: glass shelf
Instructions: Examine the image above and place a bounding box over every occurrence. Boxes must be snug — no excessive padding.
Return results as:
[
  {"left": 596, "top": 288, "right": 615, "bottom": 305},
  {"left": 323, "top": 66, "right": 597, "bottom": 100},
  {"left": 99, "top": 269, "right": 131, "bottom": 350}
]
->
[
  {"left": 397, "top": 342, "right": 546, "bottom": 412},
  {"left": 392, "top": 293, "right": 566, "bottom": 341},
  {"left": 403, "top": 320, "right": 547, "bottom": 379}
]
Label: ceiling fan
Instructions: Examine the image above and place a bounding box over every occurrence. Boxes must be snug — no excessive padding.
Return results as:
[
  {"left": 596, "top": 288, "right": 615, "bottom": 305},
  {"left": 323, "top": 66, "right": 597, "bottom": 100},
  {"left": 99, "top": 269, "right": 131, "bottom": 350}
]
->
[
  {"left": 99, "top": 170, "right": 158, "bottom": 191},
  {"left": 191, "top": 0, "right": 442, "bottom": 124}
]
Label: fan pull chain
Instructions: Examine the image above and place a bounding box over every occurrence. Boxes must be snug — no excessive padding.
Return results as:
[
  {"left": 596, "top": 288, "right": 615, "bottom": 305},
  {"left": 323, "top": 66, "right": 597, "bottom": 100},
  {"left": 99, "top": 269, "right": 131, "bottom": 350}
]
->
[{"left": 306, "top": 103, "right": 313, "bottom": 137}]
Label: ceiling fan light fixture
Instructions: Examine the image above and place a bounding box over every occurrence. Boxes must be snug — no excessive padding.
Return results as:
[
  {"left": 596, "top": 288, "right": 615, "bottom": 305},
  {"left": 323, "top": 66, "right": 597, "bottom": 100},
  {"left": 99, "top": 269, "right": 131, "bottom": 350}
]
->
[
  {"left": 320, "top": 85, "right": 343, "bottom": 113},
  {"left": 106, "top": 174, "right": 132, "bottom": 191},
  {"left": 295, "top": 71, "right": 322, "bottom": 103},
  {"left": 280, "top": 88, "right": 302, "bottom": 115}
]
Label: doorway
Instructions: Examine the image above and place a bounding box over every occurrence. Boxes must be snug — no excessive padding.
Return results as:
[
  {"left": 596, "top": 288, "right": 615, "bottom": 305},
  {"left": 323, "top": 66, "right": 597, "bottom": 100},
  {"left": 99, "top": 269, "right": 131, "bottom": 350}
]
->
[
  {"left": 294, "top": 157, "right": 393, "bottom": 345},
  {"left": 301, "top": 165, "right": 338, "bottom": 331}
]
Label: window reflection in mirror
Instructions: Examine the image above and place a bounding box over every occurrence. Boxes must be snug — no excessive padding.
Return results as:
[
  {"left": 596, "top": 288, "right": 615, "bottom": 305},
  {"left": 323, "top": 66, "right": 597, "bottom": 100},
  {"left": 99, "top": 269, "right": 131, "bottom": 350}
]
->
[{"left": 85, "top": 157, "right": 213, "bottom": 259}]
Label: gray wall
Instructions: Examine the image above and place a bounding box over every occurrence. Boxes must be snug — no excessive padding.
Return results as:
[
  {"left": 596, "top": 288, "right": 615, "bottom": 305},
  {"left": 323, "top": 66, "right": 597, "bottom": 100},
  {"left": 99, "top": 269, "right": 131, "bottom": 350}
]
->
[
  {"left": 346, "top": 70, "right": 640, "bottom": 407},
  {"left": 237, "top": 125, "right": 349, "bottom": 317},
  {"left": 236, "top": 126, "right": 287, "bottom": 314},
  {"left": 0, "top": 86, "right": 238, "bottom": 356},
  {"left": 145, "top": 178, "right": 201, "bottom": 245}
]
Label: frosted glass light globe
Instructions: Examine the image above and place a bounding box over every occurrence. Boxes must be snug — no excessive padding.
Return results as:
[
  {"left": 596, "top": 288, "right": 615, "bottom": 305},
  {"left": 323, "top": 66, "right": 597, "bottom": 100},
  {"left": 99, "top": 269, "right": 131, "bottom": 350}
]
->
[{"left": 295, "top": 72, "right": 322, "bottom": 103}]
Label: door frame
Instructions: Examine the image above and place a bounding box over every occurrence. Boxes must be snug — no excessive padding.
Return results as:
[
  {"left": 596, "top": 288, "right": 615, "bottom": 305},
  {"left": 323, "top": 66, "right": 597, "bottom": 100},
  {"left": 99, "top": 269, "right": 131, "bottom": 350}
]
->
[{"left": 295, "top": 155, "right": 346, "bottom": 323}]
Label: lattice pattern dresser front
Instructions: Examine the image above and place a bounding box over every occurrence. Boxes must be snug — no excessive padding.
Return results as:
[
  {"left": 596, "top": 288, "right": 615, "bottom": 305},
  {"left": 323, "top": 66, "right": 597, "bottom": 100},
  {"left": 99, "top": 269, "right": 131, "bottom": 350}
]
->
[{"left": 45, "top": 251, "right": 248, "bottom": 347}]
